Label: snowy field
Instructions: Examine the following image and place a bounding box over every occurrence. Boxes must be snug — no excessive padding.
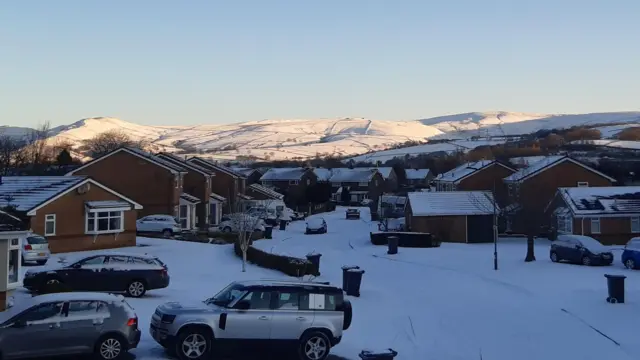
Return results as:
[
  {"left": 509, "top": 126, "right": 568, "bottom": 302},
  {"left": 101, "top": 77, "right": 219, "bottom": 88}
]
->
[{"left": 16, "top": 207, "right": 640, "bottom": 360}]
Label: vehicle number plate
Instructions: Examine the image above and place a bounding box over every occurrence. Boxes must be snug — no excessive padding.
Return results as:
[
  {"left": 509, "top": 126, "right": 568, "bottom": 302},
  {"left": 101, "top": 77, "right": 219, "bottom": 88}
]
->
[{"left": 38, "top": 253, "right": 45, "bottom": 256}]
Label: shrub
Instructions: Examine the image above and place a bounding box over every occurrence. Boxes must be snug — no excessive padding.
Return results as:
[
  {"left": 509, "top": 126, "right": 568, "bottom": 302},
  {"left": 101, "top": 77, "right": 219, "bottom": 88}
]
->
[
  {"left": 233, "top": 242, "right": 319, "bottom": 277},
  {"left": 370, "top": 232, "right": 441, "bottom": 248}
]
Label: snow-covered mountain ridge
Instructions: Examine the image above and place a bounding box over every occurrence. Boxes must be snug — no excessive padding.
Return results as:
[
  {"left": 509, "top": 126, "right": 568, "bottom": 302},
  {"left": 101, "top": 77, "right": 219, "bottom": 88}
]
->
[{"left": 2, "top": 111, "right": 639, "bottom": 161}]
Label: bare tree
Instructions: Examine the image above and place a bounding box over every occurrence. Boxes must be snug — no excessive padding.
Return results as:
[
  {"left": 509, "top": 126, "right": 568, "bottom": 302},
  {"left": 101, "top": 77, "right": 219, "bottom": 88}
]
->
[
  {"left": 468, "top": 190, "right": 500, "bottom": 270},
  {"left": 230, "top": 212, "right": 265, "bottom": 272},
  {"left": 80, "top": 130, "right": 147, "bottom": 158},
  {"left": 504, "top": 182, "right": 537, "bottom": 262},
  {"left": 0, "top": 135, "right": 23, "bottom": 174},
  {"left": 21, "top": 122, "right": 52, "bottom": 167}
]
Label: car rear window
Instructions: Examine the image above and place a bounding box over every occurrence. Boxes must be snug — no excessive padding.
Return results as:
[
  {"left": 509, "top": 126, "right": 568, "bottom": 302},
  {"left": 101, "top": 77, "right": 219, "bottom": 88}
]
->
[{"left": 26, "top": 236, "right": 48, "bottom": 245}]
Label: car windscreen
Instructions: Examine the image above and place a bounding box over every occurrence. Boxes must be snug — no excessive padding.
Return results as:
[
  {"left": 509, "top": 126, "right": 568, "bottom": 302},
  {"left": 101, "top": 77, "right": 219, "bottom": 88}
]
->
[
  {"left": 206, "top": 283, "right": 247, "bottom": 307},
  {"left": 307, "top": 218, "right": 325, "bottom": 227},
  {"left": 576, "top": 236, "right": 608, "bottom": 252},
  {"left": 26, "top": 236, "right": 48, "bottom": 245}
]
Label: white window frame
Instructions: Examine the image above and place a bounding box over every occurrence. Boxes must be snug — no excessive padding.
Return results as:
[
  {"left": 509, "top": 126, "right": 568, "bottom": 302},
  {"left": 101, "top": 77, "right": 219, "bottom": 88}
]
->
[
  {"left": 632, "top": 217, "right": 640, "bottom": 233},
  {"left": 577, "top": 181, "right": 589, "bottom": 187},
  {"left": 590, "top": 217, "right": 601, "bottom": 234},
  {"left": 44, "top": 214, "right": 56, "bottom": 236},
  {"left": 85, "top": 210, "right": 124, "bottom": 235},
  {"left": 557, "top": 215, "right": 573, "bottom": 233},
  {"left": 8, "top": 238, "right": 20, "bottom": 287},
  {"left": 289, "top": 180, "right": 299, "bottom": 185}
]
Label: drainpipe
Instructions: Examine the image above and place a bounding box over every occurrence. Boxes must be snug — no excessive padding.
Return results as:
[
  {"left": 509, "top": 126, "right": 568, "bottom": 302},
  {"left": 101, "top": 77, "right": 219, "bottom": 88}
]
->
[{"left": 581, "top": 217, "right": 585, "bottom": 235}]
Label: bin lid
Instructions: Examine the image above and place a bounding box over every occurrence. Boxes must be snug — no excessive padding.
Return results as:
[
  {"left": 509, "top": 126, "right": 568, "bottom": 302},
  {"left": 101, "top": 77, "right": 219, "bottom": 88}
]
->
[
  {"left": 359, "top": 348, "right": 398, "bottom": 356},
  {"left": 348, "top": 268, "right": 365, "bottom": 273},
  {"left": 604, "top": 274, "right": 627, "bottom": 279},
  {"left": 342, "top": 265, "right": 360, "bottom": 270}
]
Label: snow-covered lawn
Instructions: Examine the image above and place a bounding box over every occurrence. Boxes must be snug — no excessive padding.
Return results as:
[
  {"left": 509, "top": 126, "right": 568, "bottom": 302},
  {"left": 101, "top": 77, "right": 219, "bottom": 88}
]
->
[{"left": 16, "top": 207, "right": 640, "bottom": 360}]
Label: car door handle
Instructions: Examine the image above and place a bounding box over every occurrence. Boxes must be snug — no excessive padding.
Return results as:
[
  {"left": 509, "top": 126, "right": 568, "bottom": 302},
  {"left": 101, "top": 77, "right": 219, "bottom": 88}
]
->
[
  {"left": 258, "top": 316, "right": 269, "bottom": 320},
  {"left": 49, "top": 323, "right": 60, "bottom": 329},
  {"left": 296, "top": 317, "right": 306, "bottom": 321}
]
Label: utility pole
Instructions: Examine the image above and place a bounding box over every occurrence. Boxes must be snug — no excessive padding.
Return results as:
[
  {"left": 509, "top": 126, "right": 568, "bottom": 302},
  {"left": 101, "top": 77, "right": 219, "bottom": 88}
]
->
[{"left": 493, "top": 180, "right": 498, "bottom": 271}]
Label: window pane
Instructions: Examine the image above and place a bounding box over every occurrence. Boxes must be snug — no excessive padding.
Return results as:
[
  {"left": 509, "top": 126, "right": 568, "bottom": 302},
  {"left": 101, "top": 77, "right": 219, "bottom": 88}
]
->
[
  {"left": 21, "top": 303, "right": 64, "bottom": 323},
  {"left": 108, "top": 256, "right": 128, "bottom": 264},
  {"left": 276, "top": 292, "right": 299, "bottom": 310},
  {"left": 98, "top": 218, "right": 109, "bottom": 231},
  {"left": 79, "top": 256, "right": 106, "bottom": 266},
  {"left": 109, "top": 211, "right": 120, "bottom": 217},
  {"left": 180, "top": 205, "right": 188, "bottom": 217},
  {"left": 8, "top": 249, "right": 18, "bottom": 283},
  {"left": 244, "top": 291, "right": 272, "bottom": 310},
  {"left": 109, "top": 217, "right": 121, "bottom": 230},
  {"left": 87, "top": 219, "right": 95, "bottom": 232},
  {"left": 45, "top": 221, "right": 55, "bottom": 235},
  {"left": 97, "top": 212, "right": 109, "bottom": 218},
  {"left": 27, "top": 236, "right": 47, "bottom": 244},
  {"left": 88, "top": 213, "right": 95, "bottom": 219}
]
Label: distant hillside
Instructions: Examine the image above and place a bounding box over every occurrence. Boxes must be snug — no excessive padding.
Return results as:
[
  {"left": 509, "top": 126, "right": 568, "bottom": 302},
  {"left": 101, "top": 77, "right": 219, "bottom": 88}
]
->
[{"left": 2, "top": 111, "right": 638, "bottom": 162}]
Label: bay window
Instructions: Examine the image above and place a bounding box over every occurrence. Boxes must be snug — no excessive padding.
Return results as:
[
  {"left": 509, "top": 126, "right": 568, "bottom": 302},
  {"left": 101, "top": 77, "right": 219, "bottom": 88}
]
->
[{"left": 86, "top": 211, "right": 123, "bottom": 234}]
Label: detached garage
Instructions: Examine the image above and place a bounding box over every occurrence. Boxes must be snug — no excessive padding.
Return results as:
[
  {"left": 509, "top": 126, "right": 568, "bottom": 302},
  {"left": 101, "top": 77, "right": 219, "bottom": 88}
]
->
[{"left": 405, "top": 191, "right": 498, "bottom": 243}]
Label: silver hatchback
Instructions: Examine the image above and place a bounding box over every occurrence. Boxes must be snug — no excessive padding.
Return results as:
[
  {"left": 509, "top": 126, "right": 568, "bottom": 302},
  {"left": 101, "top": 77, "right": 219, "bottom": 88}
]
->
[
  {"left": 0, "top": 292, "right": 141, "bottom": 360},
  {"left": 20, "top": 233, "right": 50, "bottom": 266}
]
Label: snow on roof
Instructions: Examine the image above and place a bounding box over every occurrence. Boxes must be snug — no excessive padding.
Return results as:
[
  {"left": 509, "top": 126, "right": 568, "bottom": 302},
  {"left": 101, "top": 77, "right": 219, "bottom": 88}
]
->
[
  {"left": 313, "top": 168, "right": 333, "bottom": 181},
  {"left": 260, "top": 167, "right": 308, "bottom": 181},
  {"left": 1, "top": 292, "right": 127, "bottom": 320},
  {"left": 559, "top": 186, "right": 640, "bottom": 216},
  {"left": 434, "top": 160, "right": 495, "bottom": 183},
  {"left": 210, "top": 192, "right": 226, "bottom": 202},
  {"left": 503, "top": 156, "right": 566, "bottom": 182},
  {"left": 366, "top": 167, "right": 393, "bottom": 179},
  {"left": 508, "top": 156, "right": 549, "bottom": 167},
  {"left": 329, "top": 168, "right": 379, "bottom": 182},
  {"left": 381, "top": 195, "right": 407, "bottom": 205},
  {"left": 249, "top": 184, "right": 284, "bottom": 200},
  {"left": 180, "top": 193, "right": 201, "bottom": 204},
  {"left": 121, "top": 147, "right": 188, "bottom": 173},
  {"left": 85, "top": 200, "right": 132, "bottom": 209},
  {"left": 230, "top": 167, "right": 258, "bottom": 177},
  {"left": 408, "top": 191, "right": 497, "bottom": 216},
  {"left": 187, "top": 157, "right": 245, "bottom": 178},
  {"left": 237, "top": 193, "right": 253, "bottom": 200},
  {"left": 405, "top": 169, "right": 431, "bottom": 180},
  {"left": 0, "top": 176, "right": 86, "bottom": 212},
  {"left": 157, "top": 152, "right": 215, "bottom": 176}
]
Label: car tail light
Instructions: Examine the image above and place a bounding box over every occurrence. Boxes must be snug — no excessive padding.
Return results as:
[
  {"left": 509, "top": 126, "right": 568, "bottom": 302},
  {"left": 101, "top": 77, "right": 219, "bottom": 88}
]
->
[
  {"left": 24, "top": 244, "right": 32, "bottom": 251},
  {"left": 126, "top": 317, "right": 138, "bottom": 327},
  {"left": 158, "top": 269, "right": 168, "bottom": 276}
]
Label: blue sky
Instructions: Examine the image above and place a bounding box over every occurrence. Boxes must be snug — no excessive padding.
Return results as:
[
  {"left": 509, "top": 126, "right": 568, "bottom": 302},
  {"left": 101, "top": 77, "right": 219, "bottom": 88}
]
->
[{"left": 2, "top": 0, "right": 639, "bottom": 127}]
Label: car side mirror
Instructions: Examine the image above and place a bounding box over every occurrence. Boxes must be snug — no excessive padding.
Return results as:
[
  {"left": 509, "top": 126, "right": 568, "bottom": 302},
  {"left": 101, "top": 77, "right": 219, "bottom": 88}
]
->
[
  {"left": 71, "top": 263, "right": 81, "bottom": 269},
  {"left": 234, "top": 300, "right": 251, "bottom": 310}
]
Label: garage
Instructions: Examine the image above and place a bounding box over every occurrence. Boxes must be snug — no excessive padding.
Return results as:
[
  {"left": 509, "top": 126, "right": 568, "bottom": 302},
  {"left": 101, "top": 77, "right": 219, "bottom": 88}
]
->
[{"left": 406, "top": 191, "right": 497, "bottom": 243}]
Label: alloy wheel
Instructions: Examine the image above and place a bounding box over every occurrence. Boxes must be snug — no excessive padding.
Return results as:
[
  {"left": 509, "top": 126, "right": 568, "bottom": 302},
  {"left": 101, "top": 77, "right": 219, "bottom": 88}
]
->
[
  {"left": 181, "top": 334, "right": 207, "bottom": 359},
  {"left": 128, "top": 281, "right": 145, "bottom": 297},
  {"left": 625, "top": 259, "right": 635, "bottom": 269},
  {"left": 582, "top": 257, "right": 591, "bottom": 266},
  {"left": 99, "top": 338, "right": 122, "bottom": 360},
  {"left": 304, "top": 336, "right": 328, "bottom": 360}
]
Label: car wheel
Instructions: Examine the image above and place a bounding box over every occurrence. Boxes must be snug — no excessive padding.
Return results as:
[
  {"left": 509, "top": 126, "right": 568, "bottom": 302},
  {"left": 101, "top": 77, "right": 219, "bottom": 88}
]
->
[
  {"left": 175, "top": 328, "right": 211, "bottom": 360},
  {"left": 126, "top": 280, "right": 147, "bottom": 298},
  {"left": 95, "top": 334, "right": 126, "bottom": 360},
  {"left": 299, "top": 331, "right": 331, "bottom": 360},
  {"left": 162, "top": 229, "right": 173, "bottom": 238},
  {"left": 37, "top": 260, "right": 47, "bottom": 266},
  {"left": 582, "top": 256, "right": 592, "bottom": 266},
  {"left": 625, "top": 259, "right": 636, "bottom": 269},
  {"left": 550, "top": 252, "right": 558, "bottom": 263},
  {"left": 222, "top": 227, "right": 232, "bottom": 233}
]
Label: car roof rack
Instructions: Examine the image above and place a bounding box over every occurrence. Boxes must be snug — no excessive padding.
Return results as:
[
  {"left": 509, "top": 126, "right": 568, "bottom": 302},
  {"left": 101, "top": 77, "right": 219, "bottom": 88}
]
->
[{"left": 258, "top": 278, "right": 331, "bottom": 286}]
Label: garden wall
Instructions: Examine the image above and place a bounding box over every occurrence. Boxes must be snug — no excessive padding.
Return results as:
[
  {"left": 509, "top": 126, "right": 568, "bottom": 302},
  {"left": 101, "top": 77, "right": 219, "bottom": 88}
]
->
[{"left": 370, "top": 231, "right": 441, "bottom": 248}]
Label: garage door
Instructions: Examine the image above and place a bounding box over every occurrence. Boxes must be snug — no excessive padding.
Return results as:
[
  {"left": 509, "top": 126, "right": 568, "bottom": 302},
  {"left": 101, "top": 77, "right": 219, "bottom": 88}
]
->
[{"left": 466, "top": 215, "right": 494, "bottom": 243}]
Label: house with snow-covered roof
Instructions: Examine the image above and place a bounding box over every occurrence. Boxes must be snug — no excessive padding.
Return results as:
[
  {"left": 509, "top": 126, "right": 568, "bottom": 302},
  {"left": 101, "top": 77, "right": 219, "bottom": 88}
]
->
[
  {"left": 186, "top": 157, "right": 250, "bottom": 214},
  {"left": 328, "top": 168, "right": 385, "bottom": 204},
  {"left": 433, "top": 160, "right": 515, "bottom": 206},
  {"left": 0, "top": 176, "right": 142, "bottom": 253},
  {"left": 405, "top": 191, "right": 498, "bottom": 243},
  {"left": 259, "top": 168, "right": 317, "bottom": 207},
  {"left": 545, "top": 186, "right": 640, "bottom": 245},
  {"left": 503, "top": 155, "right": 616, "bottom": 234},
  {"left": 405, "top": 169, "right": 434, "bottom": 187},
  {"left": 365, "top": 167, "right": 398, "bottom": 192}
]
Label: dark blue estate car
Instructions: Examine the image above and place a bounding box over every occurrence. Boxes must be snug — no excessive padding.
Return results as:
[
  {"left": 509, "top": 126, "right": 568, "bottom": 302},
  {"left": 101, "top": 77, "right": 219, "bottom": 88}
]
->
[
  {"left": 550, "top": 235, "right": 613, "bottom": 266},
  {"left": 621, "top": 237, "right": 640, "bottom": 269}
]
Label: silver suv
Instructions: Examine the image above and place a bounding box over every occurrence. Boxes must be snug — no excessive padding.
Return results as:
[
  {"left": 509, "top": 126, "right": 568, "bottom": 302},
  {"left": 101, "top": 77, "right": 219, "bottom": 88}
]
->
[
  {"left": 150, "top": 279, "right": 352, "bottom": 360},
  {"left": 0, "top": 292, "right": 141, "bottom": 360}
]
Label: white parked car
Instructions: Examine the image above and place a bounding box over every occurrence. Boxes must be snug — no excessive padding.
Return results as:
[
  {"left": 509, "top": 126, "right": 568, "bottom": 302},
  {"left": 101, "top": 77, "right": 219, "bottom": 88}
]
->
[
  {"left": 216, "top": 214, "right": 266, "bottom": 233},
  {"left": 136, "top": 215, "right": 181, "bottom": 238},
  {"left": 20, "top": 233, "right": 50, "bottom": 266}
]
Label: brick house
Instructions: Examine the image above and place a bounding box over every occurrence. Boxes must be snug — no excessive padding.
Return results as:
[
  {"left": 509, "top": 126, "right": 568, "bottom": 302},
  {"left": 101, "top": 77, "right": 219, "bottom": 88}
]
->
[
  {"left": 0, "top": 176, "right": 142, "bottom": 253},
  {"left": 503, "top": 155, "right": 617, "bottom": 234},
  {"left": 156, "top": 153, "right": 226, "bottom": 229},
  {"left": 329, "top": 168, "right": 385, "bottom": 204},
  {"left": 433, "top": 160, "right": 516, "bottom": 206},
  {"left": 546, "top": 186, "right": 640, "bottom": 245},
  {"left": 367, "top": 167, "right": 398, "bottom": 192},
  {"left": 405, "top": 191, "right": 497, "bottom": 243},
  {"left": 260, "top": 168, "right": 317, "bottom": 208},
  {"left": 65, "top": 147, "right": 200, "bottom": 227},
  {"left": 186, "top": 157, "right": 249, "bottom": 214},
  {"left": 405, "top": 169, "right": 433, "bottom": 188}
]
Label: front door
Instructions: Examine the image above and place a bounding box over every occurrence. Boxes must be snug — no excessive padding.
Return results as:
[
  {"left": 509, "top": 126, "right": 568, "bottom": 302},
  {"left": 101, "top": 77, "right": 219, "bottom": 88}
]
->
[
  {"left": 210, "top": 203, "right": 218, "bottom": 225},
  {"left": 179, "top": 205, "right": 189, "bottom": 229},
  {"left": 220, "top": 290, "right": 273, "bottom": 341}
]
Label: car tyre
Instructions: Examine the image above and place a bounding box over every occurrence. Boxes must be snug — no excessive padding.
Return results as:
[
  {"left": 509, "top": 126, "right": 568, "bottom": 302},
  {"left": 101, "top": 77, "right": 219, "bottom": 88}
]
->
[
  {"left": 126, "top": 280, "right": 147, "bottom": 298},
  {"left": 582, "top": 256, "right": 592, "bottom": 266},
  {"left": 175, "top": 328, "right": 212, "bottom": 360},
  {"left": 162, "top": 229, "right": 173, "bottom": 238},
  {"left": 625, "top": 258, "right": 636, "bottom": 269},
  {"left": 222, "top": 227, "right": 232, "bottom": 233},
  {"left": 550, "top": 252, "right": 559, "bottom": 263},
  {"left": 95, "top": 334, "right": 126, "bottom": 360},
  {"left": 298, "top": 331, "right": 331, "bottom": 360}
]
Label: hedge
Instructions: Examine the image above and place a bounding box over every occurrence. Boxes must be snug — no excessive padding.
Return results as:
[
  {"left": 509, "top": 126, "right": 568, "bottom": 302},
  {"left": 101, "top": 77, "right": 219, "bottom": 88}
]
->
[
  {"left": 370, "top": 232, "right": 441, "bottom": 248},
  {"left": 233, "top": 242, "right": 319, "bottom": 277}
]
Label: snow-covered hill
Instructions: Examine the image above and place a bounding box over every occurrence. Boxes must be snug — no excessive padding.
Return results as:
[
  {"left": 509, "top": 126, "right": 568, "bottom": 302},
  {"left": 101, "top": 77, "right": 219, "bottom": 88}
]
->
[{"left": 3, "top": 111, "right": 639, "bottom": 162}]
